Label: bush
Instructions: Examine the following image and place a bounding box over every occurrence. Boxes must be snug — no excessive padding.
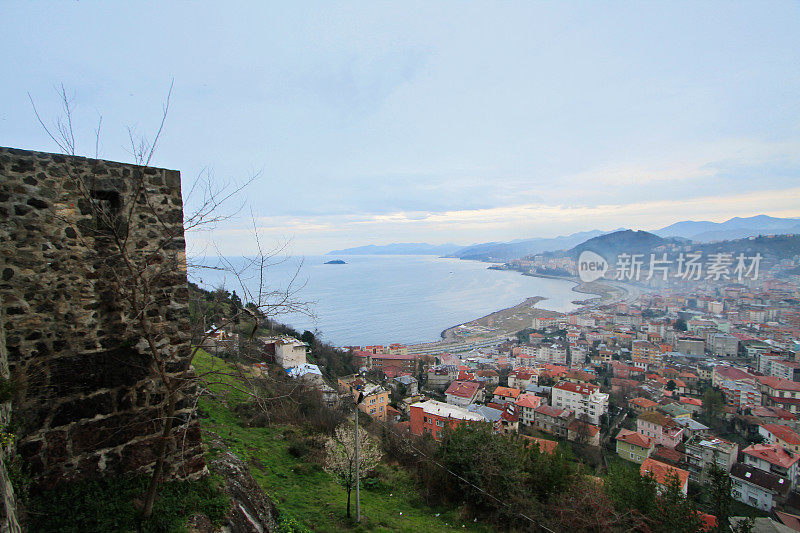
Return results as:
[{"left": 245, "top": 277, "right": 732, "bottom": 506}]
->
[{"left": 25, "top": 474, "right": 228, "bottom": 532}]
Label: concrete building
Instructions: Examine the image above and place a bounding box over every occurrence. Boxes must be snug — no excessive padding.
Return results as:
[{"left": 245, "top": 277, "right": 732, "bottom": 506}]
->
[
  {"left": 444, "top": 380, "right": 480, "bottom": 407},
  {"left": 262, "top": 336, "right": 309, "bottom": 369},
  {"left": 710, "top": 333, "right": 739, "bottom": 357},
  {"left": 742, "top": 444, "right": 800, "bottom": 488},
  {"left": 552, "top": 381, "right": 608, "bottom": 425},
  {"left": 730, "top": 463, "right": 791, "bottom": 511},
  {"left": 684, "top": 436, "right": 739, "bottom": 483},
  {"left": 409, "top": 400, "right": 485, "bottom": 440}
]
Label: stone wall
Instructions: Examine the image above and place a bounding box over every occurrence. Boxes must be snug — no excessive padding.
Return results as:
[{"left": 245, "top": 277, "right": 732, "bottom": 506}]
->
[
  {"left": 0, "top": 305, "right": 21, "bottom": 533},
  {"left": 0, "top": 147, "right": 205, "bottom": 488}
]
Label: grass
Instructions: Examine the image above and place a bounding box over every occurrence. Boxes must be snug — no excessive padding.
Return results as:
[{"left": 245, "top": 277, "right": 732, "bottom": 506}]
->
[
  {"left": 193, "top": 350, "right": 490, "bottom": 532},
  {"left": 24, "top": 474, "right": 228, "bottom": 533}
]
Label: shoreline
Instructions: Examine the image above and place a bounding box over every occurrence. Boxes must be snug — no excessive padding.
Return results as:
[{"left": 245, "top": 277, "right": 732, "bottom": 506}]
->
[{"left": 407, "top": 271, "right": 638, "bottom": 352}]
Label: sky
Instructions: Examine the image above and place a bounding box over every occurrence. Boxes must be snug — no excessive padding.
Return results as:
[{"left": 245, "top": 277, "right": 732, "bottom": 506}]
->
[{"left": 2, "top": 1, "right": 800, "bottom": 255}]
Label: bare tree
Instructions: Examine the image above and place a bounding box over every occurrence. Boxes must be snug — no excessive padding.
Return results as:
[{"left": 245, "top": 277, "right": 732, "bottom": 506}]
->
[{"left": 324, "top": 422, "right": 381, "bottom": 518}]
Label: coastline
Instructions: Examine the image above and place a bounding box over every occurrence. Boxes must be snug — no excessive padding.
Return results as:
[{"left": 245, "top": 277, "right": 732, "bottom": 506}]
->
[{"left": 408, "top": 271, "right": 640, "bottom": 353}]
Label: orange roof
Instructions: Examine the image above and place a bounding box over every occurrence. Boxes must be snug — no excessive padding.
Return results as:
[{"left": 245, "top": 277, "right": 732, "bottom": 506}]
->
[
  {"left": 761, "top": 424, "right": 800, "bottom": 446},
  {"left": 616, "top": 429, "right": 653, "bottom": 449},
  {"left": 630, "top": 397, "right": 659, "bottom": 409},
  {"left": 640, "top": 458, "right": 689, "bottom": 488},
  {"left": 554, "top": 381, "right": 599, "bottom": 395},
  {"left": 521, "top": 435, "right": 558, "bottom": 454},
  {"left": 493, "top": 386, "right": 522, "bottom": 399},
  {"left": 743, "top": 443, "right": 800, "bottom": 469},
  {"left": 515, "top": 393, "right": 543, "bottom": 410},
  {"left": 757, "top": 376, "right": 800, "bottom": 392},
  {"left": 569, "top": 420, "right": 600, "bottom": 436},
  {"left": 679, "top": 396, "right": 702, "bottom": 406}
]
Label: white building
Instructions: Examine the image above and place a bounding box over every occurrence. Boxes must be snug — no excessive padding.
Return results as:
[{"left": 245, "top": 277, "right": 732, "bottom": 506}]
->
[
  {"left": 730, "top": 463, "right": 791, "bottom": 511},
  {"left": 551, "top": 381, "right": 608, "bottom": 425},
  {"left": 262, "top": 336, "right": 309, "bottom": 369}
]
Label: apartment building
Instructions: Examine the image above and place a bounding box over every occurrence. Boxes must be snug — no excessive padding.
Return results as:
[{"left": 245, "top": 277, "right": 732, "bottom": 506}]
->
[
  {"left": 409, "top": 400, "right": 485, "bottom": 440},
  {"left": 684, "top": 436, "right": 739, "bottom": 483},
  {"left": 742, "top": 444, "right": 800, "bottom": 489},
  {"left": 552, "top": 381, "right": 608, "bottom": 425}
]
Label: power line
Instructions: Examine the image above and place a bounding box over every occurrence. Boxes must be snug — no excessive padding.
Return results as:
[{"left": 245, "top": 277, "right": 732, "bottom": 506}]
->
[{"left": 369, "top": 416, "right": 558, "bottom": 533}]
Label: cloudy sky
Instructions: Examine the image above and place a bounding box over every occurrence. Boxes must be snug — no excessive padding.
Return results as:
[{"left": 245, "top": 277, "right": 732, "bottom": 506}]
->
[{"left": 3, "top": 2, "right": 799, "bottom": 254}]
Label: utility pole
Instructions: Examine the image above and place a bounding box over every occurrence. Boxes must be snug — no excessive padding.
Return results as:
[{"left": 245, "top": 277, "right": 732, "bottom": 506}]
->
[{"left": 354, "top": 391, "right": 364, "bottom": 523}]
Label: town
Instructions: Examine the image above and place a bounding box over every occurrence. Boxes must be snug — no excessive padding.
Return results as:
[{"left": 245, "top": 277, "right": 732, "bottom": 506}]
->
[{"left": 256, "top": 256, "right": 800, "bottom": 528}]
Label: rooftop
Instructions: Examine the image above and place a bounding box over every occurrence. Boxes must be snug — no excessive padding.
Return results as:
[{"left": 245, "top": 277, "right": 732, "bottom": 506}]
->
[
  {"left": 761, "top": 424, "right": 800, "bottom": 446},
  {"left": 743, "top": 443, "right": 800, "bottom": 469},
  {"left": 411, "top": 400, "right": 485, "bottom": 422},
  {"left": 616, "top": 429, "right": 653, "bottom": 449},
  {"left": 640, "top": 458, "right": 689, "bottom": 488}
]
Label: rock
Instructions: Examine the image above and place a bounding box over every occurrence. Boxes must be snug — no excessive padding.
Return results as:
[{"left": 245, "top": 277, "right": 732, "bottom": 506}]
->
[{"left": 206, "top": 435, "right": 279, "bottom": 533}]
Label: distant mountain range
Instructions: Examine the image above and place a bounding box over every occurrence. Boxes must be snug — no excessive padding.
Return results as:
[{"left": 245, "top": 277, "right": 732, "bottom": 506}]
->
[
  {"left": 325, "top": 243, "right": 463, "bottom": 256},
  {"left": 653, "top": 215, "right": 800, "bottom": 242},
  {"left": 325, "top": 215, "right": 800, "bottom": 261}
]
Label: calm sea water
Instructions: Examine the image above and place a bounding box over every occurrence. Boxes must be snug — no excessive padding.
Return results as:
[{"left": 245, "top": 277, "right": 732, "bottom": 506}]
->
[{"left": 190, "top": 255, "right": 579, "bottom": 347}]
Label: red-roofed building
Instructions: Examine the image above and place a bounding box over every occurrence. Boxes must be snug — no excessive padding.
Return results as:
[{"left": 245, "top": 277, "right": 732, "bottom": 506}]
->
[
  {"left": 652, "top": 445, "right": 685, "bottom": 467},
  {"left": 616, "top": 429, "right": 655, "bottom": 464},
  {"left": 515, "top": 393, "right": 543, "bottom": 427},
  {"left": 508, "top": 369, "right": 538, "bottom": 389},
  {"left": 445, "top": 380, "right": 481, "bottom": 407},
  {"left": 679, "top": 396, "right": 703, "bottom": 414},
  {"left": 760, "top": 424, "right": 800, "bottom": 454},
  {"left": 629, "top": 397, "right": 659, "bottom": 414},
  {"left": 568, "top": 419, "right": 600, "bottom": 447},
  {"left": 742, "top": 443, "right": 800, "bottom": 488},
  {"left": 640, "top": 457, "right": 689, "bottom": 496},
  {"left": 758, "top": 377, "right": 800, "bottom": 414},
  {"left": 492, "top": 386, "right": 522, "bottom": 404},
  {"left": 521, "top": 435, "right": 558, "bottom": 454},
  {"left": 534, "top": 405, "right": 574, "bottom": 438}
]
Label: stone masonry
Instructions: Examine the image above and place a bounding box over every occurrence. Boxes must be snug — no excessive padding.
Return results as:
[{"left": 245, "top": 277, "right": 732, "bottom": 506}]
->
[{"left": 0, "top": 147, "right": 205, "bottom": 488}]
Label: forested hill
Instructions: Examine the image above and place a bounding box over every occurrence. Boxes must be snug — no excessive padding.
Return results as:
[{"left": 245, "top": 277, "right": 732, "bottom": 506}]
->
[{"left": 188, "top": 282, "right": 356, "bottom": 379}]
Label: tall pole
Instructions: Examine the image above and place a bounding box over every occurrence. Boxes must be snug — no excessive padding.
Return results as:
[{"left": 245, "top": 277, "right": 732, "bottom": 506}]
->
[{"left": 354, "top": 404, "right": 360, "bottom": 522}]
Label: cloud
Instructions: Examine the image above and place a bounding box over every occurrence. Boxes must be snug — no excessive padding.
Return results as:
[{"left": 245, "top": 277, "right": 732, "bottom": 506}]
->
[{"left": 191, "top": 186, "right": 800, "bottom": 255}]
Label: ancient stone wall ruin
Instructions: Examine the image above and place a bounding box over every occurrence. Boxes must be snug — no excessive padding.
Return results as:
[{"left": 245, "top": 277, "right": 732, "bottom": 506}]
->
[{"left": 0, "top": 147, "right": 205, "bottom": 488}]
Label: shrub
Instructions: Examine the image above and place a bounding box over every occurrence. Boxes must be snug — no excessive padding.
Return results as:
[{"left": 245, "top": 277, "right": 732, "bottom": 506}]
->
[{"left": 25, "top": 474, "right": 228, "bottom": 532}]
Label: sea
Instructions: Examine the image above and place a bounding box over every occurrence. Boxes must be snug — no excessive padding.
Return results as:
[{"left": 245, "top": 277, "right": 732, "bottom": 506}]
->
[{"left": 189, "top": 255, "right": 580, "bottom": 347}]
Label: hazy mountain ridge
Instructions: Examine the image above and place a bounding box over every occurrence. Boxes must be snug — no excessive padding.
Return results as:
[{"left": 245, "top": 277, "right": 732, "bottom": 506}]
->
[
  {"left": 326, "top": 215, "right": 800, "bottom": 261},
  {"left": 326, "top": 242, "right": 463, "bottom": 256}
]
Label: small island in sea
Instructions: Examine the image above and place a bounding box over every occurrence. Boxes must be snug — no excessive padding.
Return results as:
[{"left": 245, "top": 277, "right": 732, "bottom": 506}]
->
[{"left": 324, "top": 259, "right": 346, "bottom": 264}]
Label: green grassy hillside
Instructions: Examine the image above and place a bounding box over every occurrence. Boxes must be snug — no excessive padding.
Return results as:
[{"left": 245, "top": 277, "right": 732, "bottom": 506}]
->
[{"left": 193, "top": 350, "right": 489, "bottom": 532}]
